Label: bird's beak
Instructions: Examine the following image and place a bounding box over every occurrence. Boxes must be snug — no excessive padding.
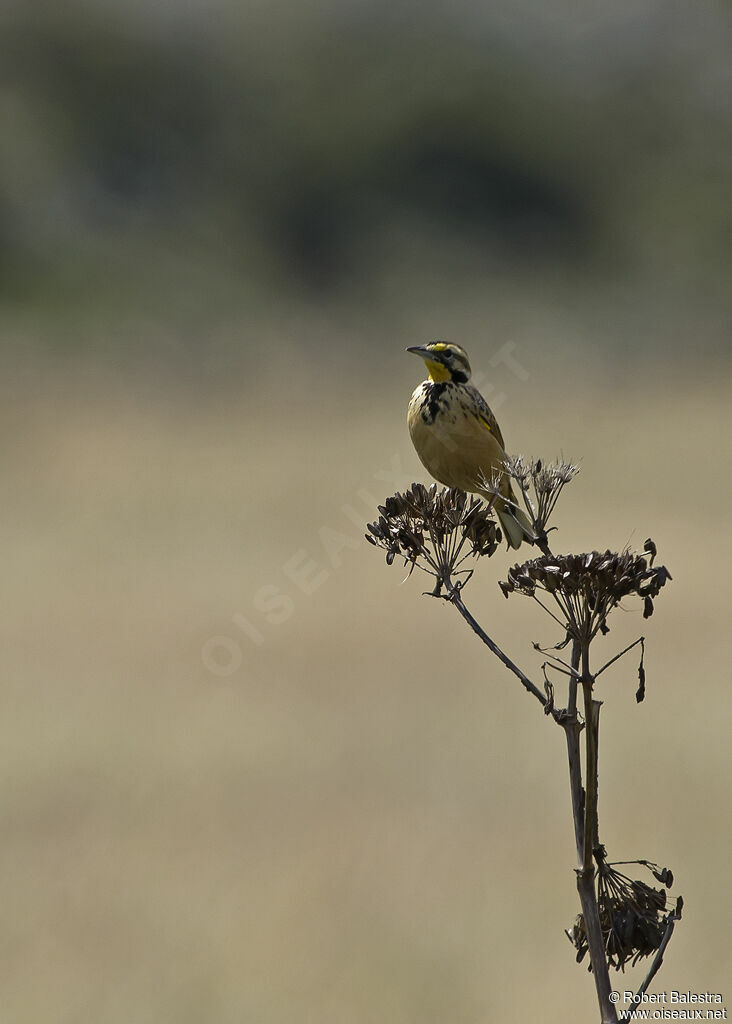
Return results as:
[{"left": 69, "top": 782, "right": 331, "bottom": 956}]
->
[{"left": 406, "top": 346, "right": 431, "bottom": 359}]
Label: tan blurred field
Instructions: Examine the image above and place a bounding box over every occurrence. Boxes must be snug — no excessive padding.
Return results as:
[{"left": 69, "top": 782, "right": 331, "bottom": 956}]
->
[{"left": 2, "top": 354, "right": 731, "bottom": 1023}]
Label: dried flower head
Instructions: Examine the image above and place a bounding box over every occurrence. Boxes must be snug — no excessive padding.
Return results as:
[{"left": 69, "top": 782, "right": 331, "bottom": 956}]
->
[
  {"left": 479, "top": 457, "right": 579, "bottom": 541},
  {"left": 499, "top": 547, "right": 672, "bottom": 641},
  {"left": 567, "top": 852, "right": 682, "bottom": 971},
  {"left": 365, "top": 483, "right": 500, "bottom": 584}
]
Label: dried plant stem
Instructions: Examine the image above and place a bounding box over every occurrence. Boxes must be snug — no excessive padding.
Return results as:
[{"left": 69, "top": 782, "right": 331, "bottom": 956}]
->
[
  {"left": 563, "top": 719, "right": 585, "bottom": 864},
  {"left": 445, "top": 585, "right": 549, "bottom": 709},
  {"left": 576, "top": 870, "right": 618, "bottom": 1024},
  {"left": 535, "top": 533, "right": 553, "bottom": 557},
  {"left": 368, "top": 482, "right": 677, "bottom": 1021},
  {"left": 563, "top": 643, "right": 585, "bottom": 862},
  {"left": 619, "top": 911, "right": 681, "bottom": 1021},
  {"left": 583, "top": 695, "right": 602, "bottom": 867},
  {"left": 447, "top": 590, "right": 621, "bottom": 1022},
  {"left": 575, "top": 640, "right": 617, "bottom": 1024},
  {"left": 595, "top": 636, "right": 645, "bottom": 678},
  {"left": 448, "top": 593, "right": 618, "bottom": 1021}
]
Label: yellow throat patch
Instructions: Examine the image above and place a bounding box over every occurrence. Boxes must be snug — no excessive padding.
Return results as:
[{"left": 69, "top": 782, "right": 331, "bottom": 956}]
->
[{"left": 423, "top": 358, "right": 452, "bottom": 382}]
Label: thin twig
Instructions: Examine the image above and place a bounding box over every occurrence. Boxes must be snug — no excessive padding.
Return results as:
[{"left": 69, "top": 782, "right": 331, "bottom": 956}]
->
[
  {"left": 529, "top": 592, "right": 569, "bottom": 631},
  {"left": 619, "top": 911, "right": 682, "bottom": 1022},
  {"left": 542, "top": 661, "right": 575, "bottom": 680},
  {"left": 595, "top": 636, "right": 646, "bottom": 678},
  {"left": 445, "top": 585, "right": 550, "bottom": 710},
  {"left": 534, "top": 646, "right": 583, "bottom": 678}
]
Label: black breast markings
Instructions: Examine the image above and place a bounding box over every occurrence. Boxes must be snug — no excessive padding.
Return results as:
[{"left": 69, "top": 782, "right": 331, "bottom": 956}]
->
[{"left": 421, "top": 382, "right": 454, "bottom": 425}]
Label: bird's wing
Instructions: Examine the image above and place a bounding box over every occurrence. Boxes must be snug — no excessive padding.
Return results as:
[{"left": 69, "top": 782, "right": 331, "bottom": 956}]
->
[{"left": 464, "top": 385, "right": 506, "bottom": 449}]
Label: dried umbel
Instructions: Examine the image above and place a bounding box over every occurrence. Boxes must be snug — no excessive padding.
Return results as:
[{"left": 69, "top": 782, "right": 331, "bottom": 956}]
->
[
  {"left": 365, "top": 483, "right": 500, "bottom": 583},
  {"left": 567, "top": 853, "right": 682, "bottom": 971},
  {"left": 500, "top": 546, "right": 672, "bottom": 641},
  {"left": 481, "top": 457, "right": 579, "bottom": 540}
]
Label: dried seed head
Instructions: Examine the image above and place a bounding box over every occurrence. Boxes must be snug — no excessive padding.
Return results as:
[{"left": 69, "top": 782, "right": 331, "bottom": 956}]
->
[
  {"left": 567, "top": 855, "right": 681, "bottom": 971},
  {"left": 365, "top": 483, "right": 500, "bottom": 584},
  {"left": 497, "top": 457, "right": 580, "bottom": 537},
  {"left": 500, "top": 548, "right": 671, "bottom": 640}
]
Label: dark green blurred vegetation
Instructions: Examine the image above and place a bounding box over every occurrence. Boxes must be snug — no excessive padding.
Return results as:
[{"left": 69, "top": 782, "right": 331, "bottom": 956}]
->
[{"left": 1, "top": 0, "right": 730, "bottom": 367}]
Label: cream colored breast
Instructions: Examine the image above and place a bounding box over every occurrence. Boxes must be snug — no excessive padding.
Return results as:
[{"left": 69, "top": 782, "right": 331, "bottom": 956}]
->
[{"left": 407, "top": 381, "right": 510, "bottom": 496}]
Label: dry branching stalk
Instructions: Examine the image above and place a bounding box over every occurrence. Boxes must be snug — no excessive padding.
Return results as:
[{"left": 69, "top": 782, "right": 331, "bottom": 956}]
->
[{"left": 365, "top": 459, "right": 680, "bottom": 1024}]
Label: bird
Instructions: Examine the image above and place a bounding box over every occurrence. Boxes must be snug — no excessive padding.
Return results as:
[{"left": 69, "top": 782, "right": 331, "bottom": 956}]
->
[{"left": 406, "top": 341, "right": 535, "bottom": 549}]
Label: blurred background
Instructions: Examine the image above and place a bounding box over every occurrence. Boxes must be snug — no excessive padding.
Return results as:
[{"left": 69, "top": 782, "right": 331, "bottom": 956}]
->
[{"left": 2, "top": 1, "right": 731, "bottom": 1020}]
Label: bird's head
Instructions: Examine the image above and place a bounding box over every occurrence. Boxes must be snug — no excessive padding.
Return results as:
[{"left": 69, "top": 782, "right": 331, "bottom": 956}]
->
[{"left": 406, "top": 341, "right": 472, "bottom": 383}]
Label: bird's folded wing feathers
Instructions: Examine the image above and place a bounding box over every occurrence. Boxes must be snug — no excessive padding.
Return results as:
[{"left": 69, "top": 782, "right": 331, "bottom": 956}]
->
[{"left": 464, "top": 385, "right": 506, "bottom": 448}]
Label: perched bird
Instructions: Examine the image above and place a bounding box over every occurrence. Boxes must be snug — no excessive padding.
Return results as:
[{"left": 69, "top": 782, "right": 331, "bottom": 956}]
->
[{"left": 406, "top": 341, "right": 535, "bottom": 549}]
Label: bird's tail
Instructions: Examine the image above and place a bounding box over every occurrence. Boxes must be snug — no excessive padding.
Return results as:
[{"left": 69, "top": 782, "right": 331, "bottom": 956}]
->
[{"left": 494, "top": 494, "right": 537, "bottom": 551}]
